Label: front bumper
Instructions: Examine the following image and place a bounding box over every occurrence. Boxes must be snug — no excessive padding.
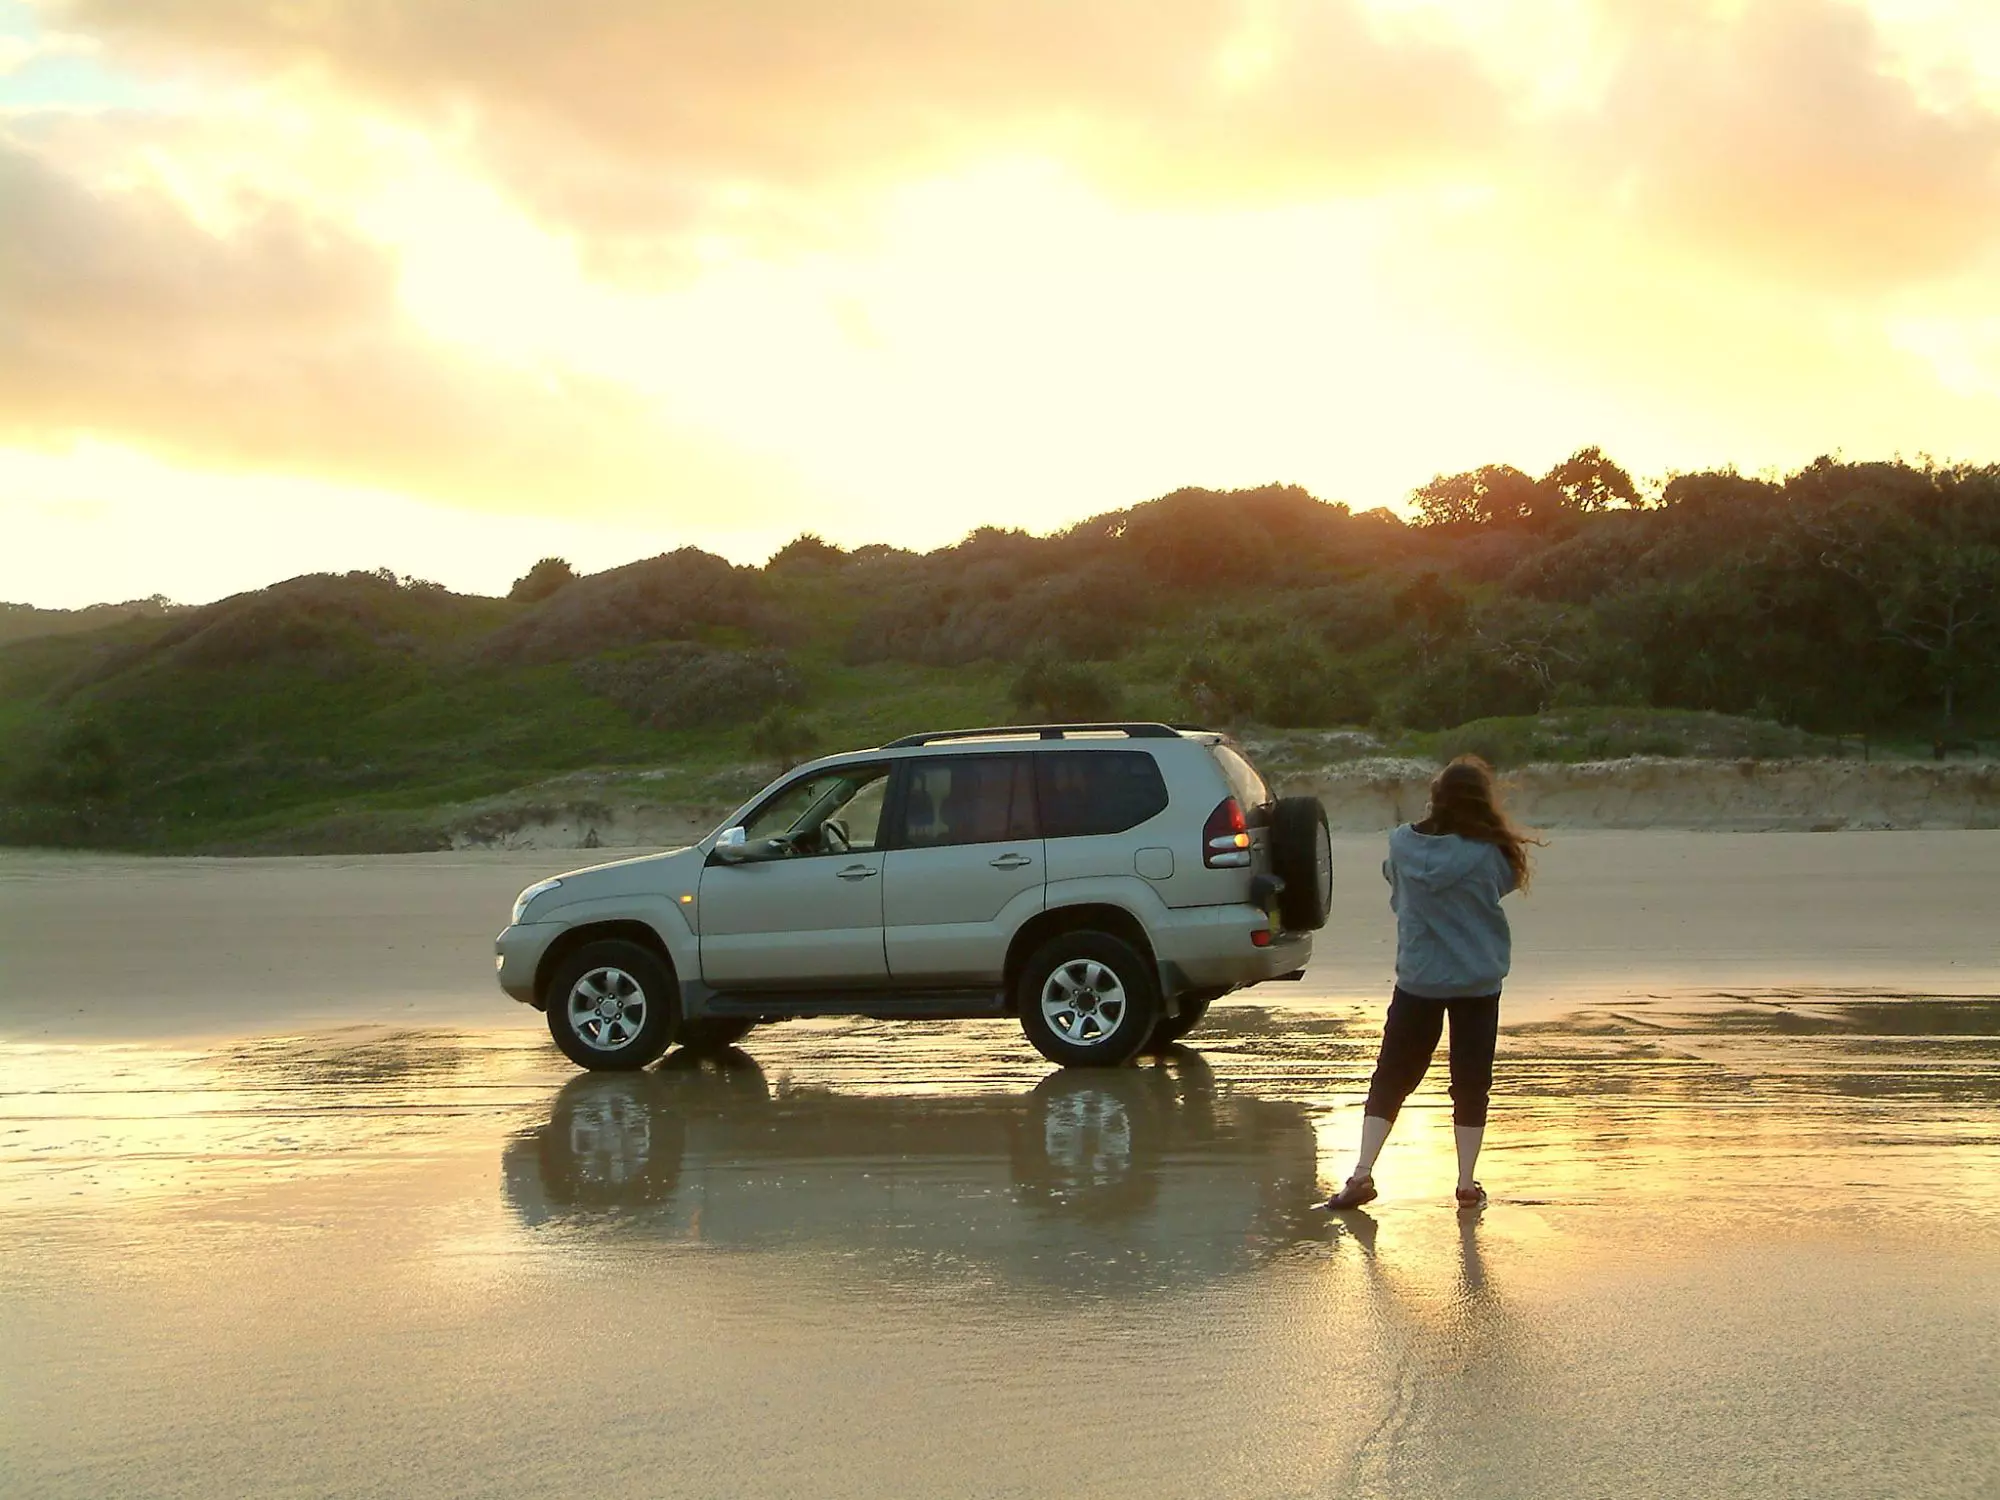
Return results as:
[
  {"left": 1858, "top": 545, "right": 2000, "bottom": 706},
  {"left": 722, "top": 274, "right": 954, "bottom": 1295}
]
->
[{"left": 495, "top": 921, "right": 564, "bottom": 1006}]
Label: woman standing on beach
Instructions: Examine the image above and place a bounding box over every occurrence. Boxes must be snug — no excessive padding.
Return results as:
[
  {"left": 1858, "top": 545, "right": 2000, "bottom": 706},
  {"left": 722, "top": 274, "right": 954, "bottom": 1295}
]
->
[{"left": 1324, "top": 756, "right": 1537, "bottom": 1212}]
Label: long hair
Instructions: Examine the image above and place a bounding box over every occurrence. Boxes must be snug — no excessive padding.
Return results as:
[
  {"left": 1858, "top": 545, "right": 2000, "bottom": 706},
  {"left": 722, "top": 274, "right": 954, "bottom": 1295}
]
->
[{"left": 1419, "top": 756, "right": 1540, "bottom": 891}]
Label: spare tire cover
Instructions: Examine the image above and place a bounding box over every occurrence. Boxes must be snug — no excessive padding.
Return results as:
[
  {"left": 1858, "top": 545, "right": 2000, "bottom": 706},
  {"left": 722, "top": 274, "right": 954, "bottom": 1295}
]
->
[{"left": 1268, "top": 795, "right": 1333, "bottom": 931}]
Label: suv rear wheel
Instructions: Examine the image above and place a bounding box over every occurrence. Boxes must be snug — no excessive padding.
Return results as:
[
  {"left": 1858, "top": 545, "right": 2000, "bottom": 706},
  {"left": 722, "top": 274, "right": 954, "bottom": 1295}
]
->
[
  {"left": 545, "top": 939, "right": 679, "bottom": 1071},
  {"left": 1017, "top": 932, "right": 1162, "bottom": 1069}
]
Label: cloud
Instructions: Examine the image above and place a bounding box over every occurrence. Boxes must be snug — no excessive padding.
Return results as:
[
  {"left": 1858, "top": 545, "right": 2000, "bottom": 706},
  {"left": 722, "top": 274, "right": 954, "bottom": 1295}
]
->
[
  {"left": 39, "top": 0, "right": 1513, "bottom": 264},
  {"left": 1566, "top": 0, "right": 2000, "bottom": 289},
  {"left": 38, "top": 0, "right": 2000, "bottom": 293},
  {"left": 0, "top": 131, "right": 797, "bottom": 516},
  {"left": 5, "top": 0, "right": 1996, "bottom": 571}
]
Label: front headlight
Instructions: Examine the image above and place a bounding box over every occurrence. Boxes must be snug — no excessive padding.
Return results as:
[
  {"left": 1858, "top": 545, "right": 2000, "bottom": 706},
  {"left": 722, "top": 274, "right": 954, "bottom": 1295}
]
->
[{"left": 511, "top": 878, "right": 563, "bottom": 924}]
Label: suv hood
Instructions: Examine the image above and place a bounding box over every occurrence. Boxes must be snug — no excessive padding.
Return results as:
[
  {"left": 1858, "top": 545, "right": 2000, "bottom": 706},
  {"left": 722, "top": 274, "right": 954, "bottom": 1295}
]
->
[{"left": 528, "top": 844, "right": 704, "bottom": 914}]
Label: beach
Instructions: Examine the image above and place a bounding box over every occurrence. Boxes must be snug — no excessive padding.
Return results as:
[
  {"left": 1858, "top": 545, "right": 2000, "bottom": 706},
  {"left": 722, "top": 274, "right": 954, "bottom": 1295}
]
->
[
  {"left": 3, "top": 832, "right": 1998, "bottom": 1497},
  {"left": 5, "top": 830, "right": 1999, "bottom": 1038}
]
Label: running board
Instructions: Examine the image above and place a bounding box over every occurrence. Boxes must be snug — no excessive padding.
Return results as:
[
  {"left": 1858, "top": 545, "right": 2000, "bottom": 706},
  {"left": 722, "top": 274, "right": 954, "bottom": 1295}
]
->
[{"left": 683, "top": 981, "right": 1008, "bottom": 1022}]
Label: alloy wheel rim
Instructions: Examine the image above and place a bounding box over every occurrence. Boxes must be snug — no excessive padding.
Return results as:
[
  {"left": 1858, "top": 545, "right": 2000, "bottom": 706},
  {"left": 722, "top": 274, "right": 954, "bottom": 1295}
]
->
[
  {"left": 1040, "top": 959, "right": 1129, "bottom": 1047},
  {"left": 567, "top": 965, "right": 647, "bottom": 1051},
  {"left": 1314, "top": 822, "right": 1333, "bottom": 909}
]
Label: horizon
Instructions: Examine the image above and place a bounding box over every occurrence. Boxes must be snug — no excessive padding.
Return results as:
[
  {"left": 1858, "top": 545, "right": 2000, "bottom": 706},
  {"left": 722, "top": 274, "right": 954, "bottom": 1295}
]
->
[
  {"left": 5, "top": 0, "right": 2000, "bottom": 610},
  {"left": 0, "top": 451, "right": 1981, "bottom": 614}
]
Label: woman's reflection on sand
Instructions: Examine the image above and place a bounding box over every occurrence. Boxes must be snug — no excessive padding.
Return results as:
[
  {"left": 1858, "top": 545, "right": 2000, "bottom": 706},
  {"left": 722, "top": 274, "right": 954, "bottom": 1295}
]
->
[
  {"left": 1322, "top": 1200, "right": 1535, "bottom": 1493},
  {"left": 502, "top": 1047, "right": 1326, "bottom": 1294}
]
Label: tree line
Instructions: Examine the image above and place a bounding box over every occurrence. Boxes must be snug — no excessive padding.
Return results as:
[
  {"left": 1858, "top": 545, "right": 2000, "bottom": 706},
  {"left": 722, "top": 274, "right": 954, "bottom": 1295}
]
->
[{"left": 704, "top": 453, "right": 1996, "bottom": 742}]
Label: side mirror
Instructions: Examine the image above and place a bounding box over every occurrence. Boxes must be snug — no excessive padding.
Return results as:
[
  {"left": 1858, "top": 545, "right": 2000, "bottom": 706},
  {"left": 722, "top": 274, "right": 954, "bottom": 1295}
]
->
[{"left": 712, "top": 826, "right": 751, "bottom": 863}]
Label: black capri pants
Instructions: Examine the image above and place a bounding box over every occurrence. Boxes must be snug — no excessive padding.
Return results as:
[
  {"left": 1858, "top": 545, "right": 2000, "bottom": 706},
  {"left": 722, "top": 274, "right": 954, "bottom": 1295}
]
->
[{"left": 1362, "top": 986, "right": 1501, "bottom": 1128}]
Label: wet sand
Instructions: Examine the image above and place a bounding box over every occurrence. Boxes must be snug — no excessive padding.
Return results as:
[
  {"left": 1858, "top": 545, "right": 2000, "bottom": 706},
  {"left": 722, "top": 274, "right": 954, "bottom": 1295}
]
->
[{"left": 3, "top": 835, "right": 1999, "bottom": 1496}]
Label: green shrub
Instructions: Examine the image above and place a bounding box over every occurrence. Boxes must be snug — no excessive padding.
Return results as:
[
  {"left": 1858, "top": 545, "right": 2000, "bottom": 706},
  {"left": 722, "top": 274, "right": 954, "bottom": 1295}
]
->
[
  {"left": 17, "top": 718, "right": 124, "bottom": 803},
  {"left": 1011, "top": 657, "right": 1117, "bottom": 721},
  {"left": 1240, "top": 637, "right": 1375, "bottom": 727},
  {"left": 749, "top": 707, "right": 819, "bottom": 767},
  {"left": 574, "top": 645, "right": 802, "bottom": 730}
]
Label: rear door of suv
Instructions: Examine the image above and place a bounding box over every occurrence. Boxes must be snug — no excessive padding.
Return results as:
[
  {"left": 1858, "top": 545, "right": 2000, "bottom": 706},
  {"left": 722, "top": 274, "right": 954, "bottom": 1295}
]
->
[
  {"left": 1037, "top": 747, "right": 1174, "bottom": 884},
  {"left": 881, "top": 753, "right": 1044, "bottom": 984}
]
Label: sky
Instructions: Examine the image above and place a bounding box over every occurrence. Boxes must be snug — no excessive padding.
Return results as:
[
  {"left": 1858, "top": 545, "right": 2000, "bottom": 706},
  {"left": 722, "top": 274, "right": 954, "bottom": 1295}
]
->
[{"left": 3, "top": 0, "right": 1999, "bottom": 608}]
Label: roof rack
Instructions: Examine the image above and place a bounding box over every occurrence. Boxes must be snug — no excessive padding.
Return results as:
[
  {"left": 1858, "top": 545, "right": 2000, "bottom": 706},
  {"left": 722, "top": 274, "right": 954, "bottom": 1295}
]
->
[{"left": 883, "top": 722, "right": 1183, "bottom": 749}]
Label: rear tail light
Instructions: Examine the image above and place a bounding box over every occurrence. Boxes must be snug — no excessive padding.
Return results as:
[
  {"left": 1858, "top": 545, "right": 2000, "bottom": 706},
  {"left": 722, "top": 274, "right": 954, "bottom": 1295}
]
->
[
  {"left": 1204, "top": 797, "right": 1252, "bottom": 868},
  {"left": 1251, "top": 929, "right": 1273, "bottom": 948}
]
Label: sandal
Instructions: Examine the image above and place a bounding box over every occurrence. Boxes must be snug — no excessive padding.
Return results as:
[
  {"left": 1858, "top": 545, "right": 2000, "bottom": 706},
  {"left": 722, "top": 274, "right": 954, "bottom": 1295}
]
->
[
  {"left": 1321, "top": 1173, "right": 1378, "bottom": 1211},
  {"left": 1454, "top": 1182, "right": 1487, "bottom": 1209}
]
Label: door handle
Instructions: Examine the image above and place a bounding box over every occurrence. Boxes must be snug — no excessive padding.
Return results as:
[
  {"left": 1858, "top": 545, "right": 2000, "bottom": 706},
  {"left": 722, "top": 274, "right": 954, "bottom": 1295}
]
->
[
  {"left": 989, "top": 853, "right": 1034, "bottom": 870},
  {"left": 837, "top": 865, "right": 880, "bottom": 881}
]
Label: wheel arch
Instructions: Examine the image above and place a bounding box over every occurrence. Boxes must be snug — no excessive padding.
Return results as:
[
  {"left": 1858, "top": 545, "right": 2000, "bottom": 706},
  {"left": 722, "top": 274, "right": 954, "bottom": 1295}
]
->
[
  {"left": 1003, "top": 902, "right": 1159, "bottom": 1010},
  {"left": 533, "top": 920, "right": 679, "bottom": 1009}
]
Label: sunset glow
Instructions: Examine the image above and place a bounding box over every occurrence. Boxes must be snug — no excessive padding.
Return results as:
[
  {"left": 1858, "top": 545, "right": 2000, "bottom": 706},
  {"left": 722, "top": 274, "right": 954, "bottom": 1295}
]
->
[{"left": 4, "top": 0, "right": 1999, "bottom": 606}]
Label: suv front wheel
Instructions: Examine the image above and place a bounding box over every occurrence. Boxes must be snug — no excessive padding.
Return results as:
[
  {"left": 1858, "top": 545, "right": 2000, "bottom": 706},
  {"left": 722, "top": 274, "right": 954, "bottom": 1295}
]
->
[
  {"left": 545, "top": 939, "right": 679, "bottom": 1071},
  {"left": 1017, "top": 932, "right": 1162, "bottom": 1069}
]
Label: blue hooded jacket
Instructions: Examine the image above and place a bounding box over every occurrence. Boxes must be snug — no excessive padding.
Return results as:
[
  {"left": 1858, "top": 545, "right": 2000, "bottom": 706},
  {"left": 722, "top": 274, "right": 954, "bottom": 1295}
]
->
[{"left": 1384, "top": 824, "right": 1516, "bottom": 999}]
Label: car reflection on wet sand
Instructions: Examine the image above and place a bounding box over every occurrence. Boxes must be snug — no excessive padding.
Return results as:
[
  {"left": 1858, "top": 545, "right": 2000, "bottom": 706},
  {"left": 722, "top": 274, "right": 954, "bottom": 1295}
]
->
[
  {"left": 8, "top": 992, "right": 2000, "bottom": 1500},
  {"left": 504, "top": 1049, "right": 1324, "bottom": 1289}
]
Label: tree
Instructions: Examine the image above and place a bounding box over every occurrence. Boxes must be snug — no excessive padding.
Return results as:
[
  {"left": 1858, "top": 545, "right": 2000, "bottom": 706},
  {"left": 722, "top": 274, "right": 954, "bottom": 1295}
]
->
[
  {"left": 1415, "top": 450, "right": 1640, "bottom": 529},
  {"left": 1471, "top": 598, "right": 1585, "bottom": 712},
  {"left": 509, "top": 557, "right": 576, "bottom": 603},
  {"left": 1540, "top": 447, "right": 1640, "bottom": 513},
  {"left": 1394, "top": 571, "right": 1468, "bottom": 671},
  {"left": 1411, "top": 465, "right": 1542, "bottom": 528},
  {"left": 1805, "top": 468, "right": 2000, "bottom": 729},
  {"left": 769, "top": 534, "right": 847, "bottom": 569}
]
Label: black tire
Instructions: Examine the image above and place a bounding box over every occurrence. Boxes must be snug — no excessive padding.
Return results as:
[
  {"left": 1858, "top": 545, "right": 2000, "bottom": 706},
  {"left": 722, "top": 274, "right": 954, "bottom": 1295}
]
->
[
  {"left": 1144, "top": 989, "right": 1224, "bottom": 1050},
  {"left": 1017, "top": 931, "right": 1161, "bottom": 1068},
  {"left": 676, "top": 1018, "right": 756, "bottom": 1054},
  {"left": 544, "top": 939, "right": 679, "bottom": 1071},
  {"left": 1269, "top": 795, "right": 1334, "bottom": 931}
]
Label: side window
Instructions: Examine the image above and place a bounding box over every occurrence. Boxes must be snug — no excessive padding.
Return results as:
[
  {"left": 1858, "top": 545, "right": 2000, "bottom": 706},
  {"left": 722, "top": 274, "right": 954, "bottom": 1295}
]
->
[
  {"left": 1035, "top": 751, "right": 1169, "bottom": 839},
  {"left": 897, "top": 756, "right": 1037, "bottom": 848},
  {"left": 835, "top": 775, "right": 890, "bottom": 852},
  {"left": 740, "top": 766, "right": 890, "bottom": 855}
]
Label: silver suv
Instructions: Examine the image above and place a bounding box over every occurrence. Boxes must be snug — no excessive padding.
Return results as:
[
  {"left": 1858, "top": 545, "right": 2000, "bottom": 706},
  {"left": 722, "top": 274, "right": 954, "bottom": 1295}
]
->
[{"left": 495, "top": 722, "right": 1333, "bottom": 1070}]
